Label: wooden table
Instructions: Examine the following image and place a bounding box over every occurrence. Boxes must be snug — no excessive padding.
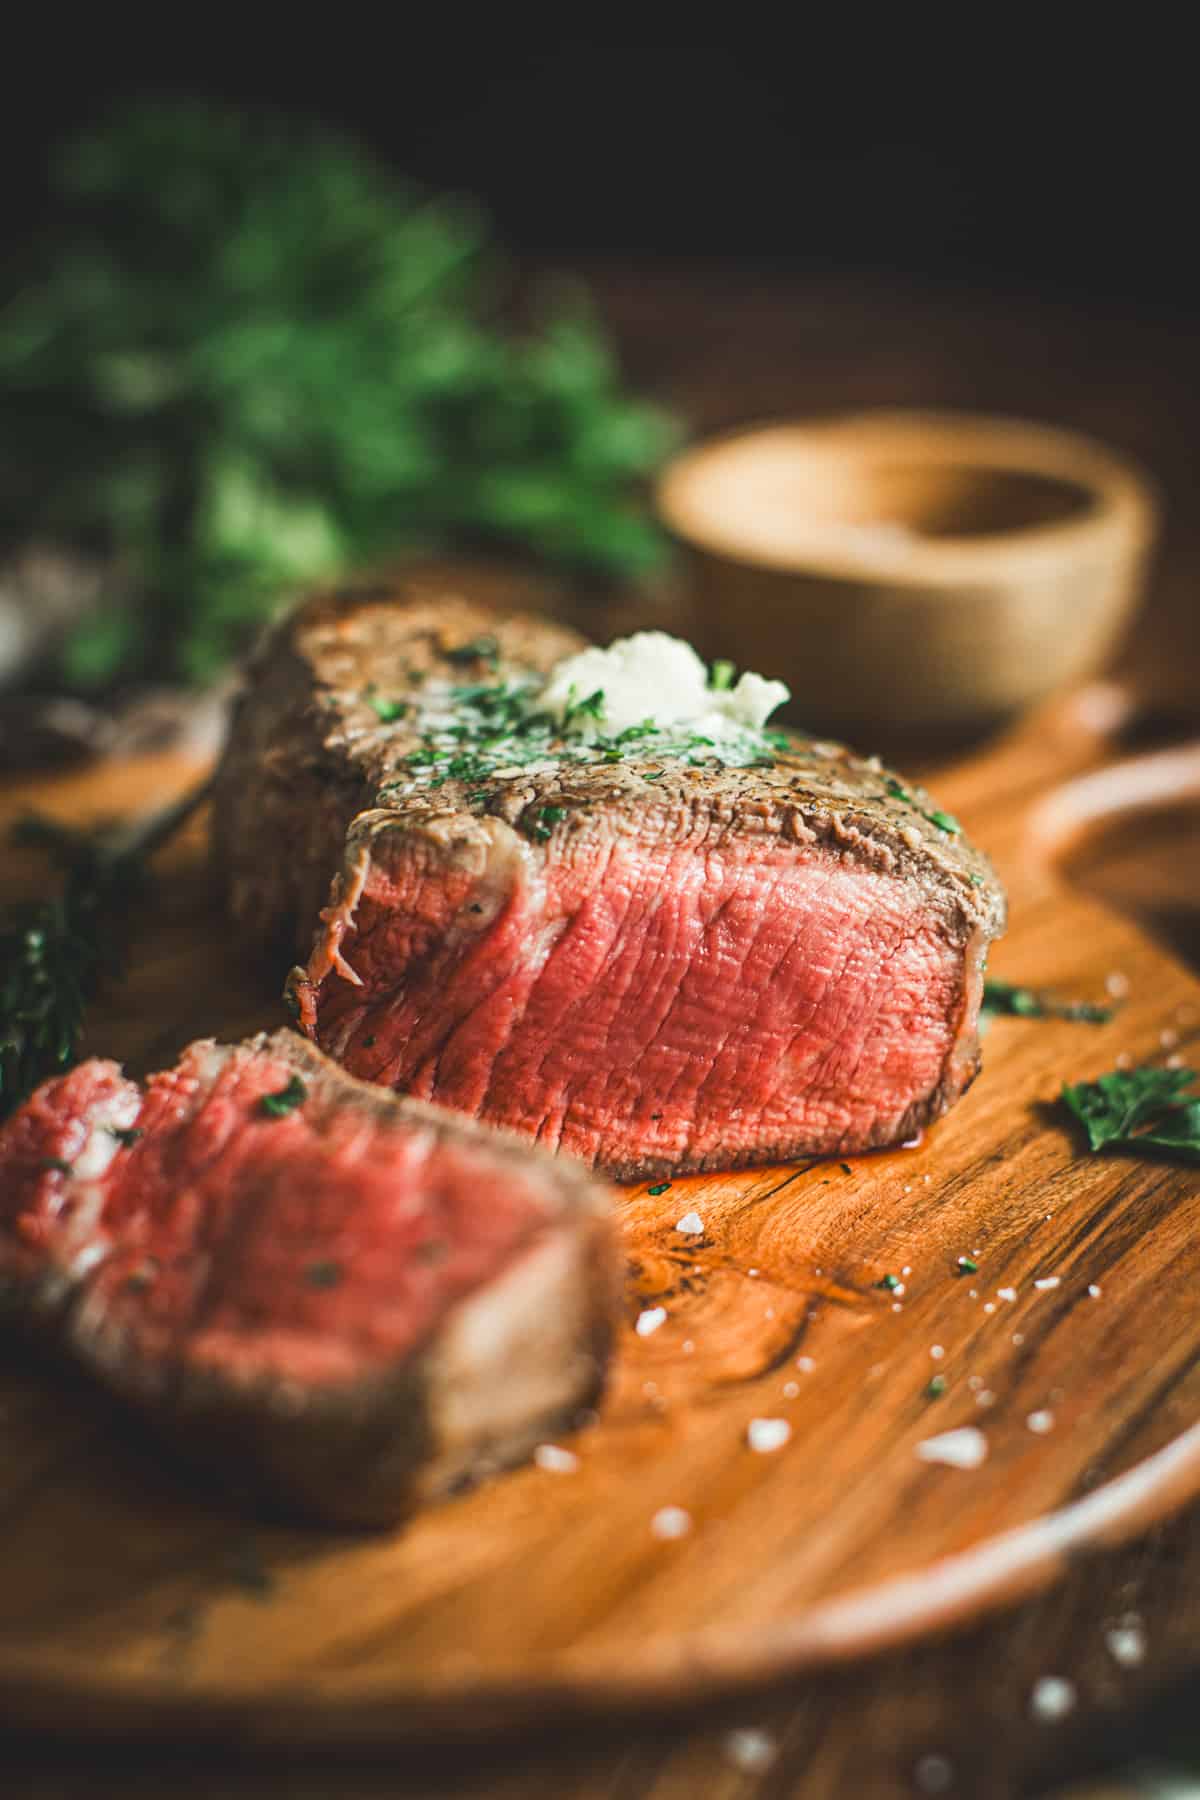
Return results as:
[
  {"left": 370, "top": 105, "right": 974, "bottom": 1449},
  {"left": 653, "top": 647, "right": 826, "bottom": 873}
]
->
[{"left": 5, "top": 265, "right": 1200, "bottom": 1798}]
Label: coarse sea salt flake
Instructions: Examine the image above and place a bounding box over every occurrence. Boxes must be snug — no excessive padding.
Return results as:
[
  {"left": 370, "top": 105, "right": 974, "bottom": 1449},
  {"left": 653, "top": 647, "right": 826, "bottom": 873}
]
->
[
  {"left": 675, "top": 1211, "right": 705, "bottom": 1235},
  {"left": 997, "top": 1287, "right": 1017, "bottom": 1302},
  {"left": 1088, "top": 1284, "right": 1102, "bottom": 1298},
  {"left": 1105, "top": 1622, "right": 1146, "bottom": 1666},
  {"left": 636, "top": 1306, "right": 667, "bottom": 1337},
  {"left": 723, "top": 1729, "right": 777, "bottom": 1773},
  {"left": 1030, "top": 1676, "right": 1076, "bottom": 1721},
  {"left": 534, "top": 1444, "right": 578, "bottom": 1474},
  {"left": 916, "top": 1427, "right": 987, "bottom": 1470},
  {"left": 914, "top": 1753, "right": 955, "bottom": 1794},
  {"left": 1034, "top": 1277, "right": 1061, "bottom": 1291},
  {"left": 747, "top": 1417, "right": 791, "bottom": 1454},
  {"left": 1027, "top": 1410, "right": 1055, "bottom": 1434},
  {"left": 651, "top": 1506, "right": 692, "bottom": 1541}
]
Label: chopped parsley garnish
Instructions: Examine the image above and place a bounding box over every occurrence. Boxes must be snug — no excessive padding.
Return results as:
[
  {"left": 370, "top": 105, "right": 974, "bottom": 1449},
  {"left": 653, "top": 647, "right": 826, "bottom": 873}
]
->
[
  {"left": 39, "top": 1156, "right": 73, "bottom": 1174},
  {"left": 925, "top": 1375, "right": 947, "bottom": 1399},
  {"left": 257, "top": 1074, "right": 307, "bottom": 1118},
  {"left": 445, "top": 635, "right": 500, "bottom": 667},
  {"left": 648, "top": 1181, "right": 671, "bottom": 1195},
  {"left": 304, "top": 1259, "right": 343, "bottom": 1288},
  {"left": 124, "top": 1261, "right": 157, "bottom": 1291},
  {"left": 1061, "top": 1064, "right": 1200, "bottom": 1164},
  {"left": 526, "top": 804, "right": 567, "bottom": 842},
  {"left": 875, "top": 1273, "right": 901, "bottom": 1291},
  {"left": 982, "top": 981, "right": 1112, "bottom": 1024},
  {"left": 107, "top": 1125, "right": 144, "bottom": 1148},
  {"left": 361, "top": 1034, "right": 376, "bottom": 1048},
  {"left": 886, "top": 781, "right": 961, "bottom": 836},
  {"left": 562, "top": 687, "right": 606, "bottom": 729},
  {"left": 366, "top": 694, "right": 408, "bottom": 723},
  {"left": 379, "top": 673, "right": 787, "bottom": 801},
  {"left": 955, "top": 1255, "right": 979, "bottom": 1275},
  {"left": 710, "top": 659, "right": 736, "bottom": 692},
  {"left": 840, "top": 1162, "right": 853, "bottom": 1176}
]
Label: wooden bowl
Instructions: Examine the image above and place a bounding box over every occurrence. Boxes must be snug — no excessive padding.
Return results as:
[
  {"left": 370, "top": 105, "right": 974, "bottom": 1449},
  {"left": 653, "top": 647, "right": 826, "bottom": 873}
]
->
[{"left": 656, "top": 411, "right": 1159, "bottom": 741}]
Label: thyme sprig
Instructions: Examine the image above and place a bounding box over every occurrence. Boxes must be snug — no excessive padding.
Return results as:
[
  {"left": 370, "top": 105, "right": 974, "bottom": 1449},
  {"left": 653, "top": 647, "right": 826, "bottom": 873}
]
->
[{"left": 0, "top": 782, "right": 209, "bottom": 1118}]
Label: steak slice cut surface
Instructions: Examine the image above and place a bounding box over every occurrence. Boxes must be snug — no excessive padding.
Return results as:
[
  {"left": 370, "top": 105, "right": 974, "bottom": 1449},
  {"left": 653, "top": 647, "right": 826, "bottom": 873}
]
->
[
  {"left": 213, "top": 583, "right": 1007, "bottom": 1179},
  {"left": 0, "top": 1030, "right": 618, "bottom": 1525}
]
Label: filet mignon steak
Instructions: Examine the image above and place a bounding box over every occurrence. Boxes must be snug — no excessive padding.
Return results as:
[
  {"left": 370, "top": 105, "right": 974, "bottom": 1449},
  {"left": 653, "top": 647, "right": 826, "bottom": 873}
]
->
[
  {"left": 213, "top": 584, "right": 1007, "bottom": 1179},
  {"left": 0, "top": 1030, "right": 618, "bottom": 1525}
]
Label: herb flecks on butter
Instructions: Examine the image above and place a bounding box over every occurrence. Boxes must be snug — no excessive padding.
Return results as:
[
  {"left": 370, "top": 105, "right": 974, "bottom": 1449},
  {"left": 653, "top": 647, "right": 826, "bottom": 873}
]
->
[{"left": 376, "top": 631, "right": 794, "bottom": 802}]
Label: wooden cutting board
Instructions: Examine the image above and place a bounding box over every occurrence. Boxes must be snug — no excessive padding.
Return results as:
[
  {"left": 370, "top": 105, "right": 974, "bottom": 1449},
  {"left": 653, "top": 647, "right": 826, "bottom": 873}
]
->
[{"left": 0, "top": 691, "right": 1198, "bottom": 1747}]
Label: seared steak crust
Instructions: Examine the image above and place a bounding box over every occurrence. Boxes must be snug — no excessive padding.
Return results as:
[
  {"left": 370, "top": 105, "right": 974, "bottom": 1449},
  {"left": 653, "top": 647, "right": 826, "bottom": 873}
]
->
[
  {"left": 213, "top": 582, "right": 1007, "bottom": 1178},
  {"left": 0, "top": 1029, "right": 618, "bottom": 1526}
]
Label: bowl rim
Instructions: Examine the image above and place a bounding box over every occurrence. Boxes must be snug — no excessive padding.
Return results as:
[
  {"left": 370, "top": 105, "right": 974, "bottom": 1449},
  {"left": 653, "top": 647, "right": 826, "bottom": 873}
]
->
[{"left": 655, "top": 409, "right": 1160, "bottom": 589}]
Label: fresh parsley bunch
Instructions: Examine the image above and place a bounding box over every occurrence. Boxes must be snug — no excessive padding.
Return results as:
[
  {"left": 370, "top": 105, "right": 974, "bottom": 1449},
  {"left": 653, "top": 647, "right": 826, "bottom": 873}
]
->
[
  {"left": 1062, "top": 1065, "right": 1200, "bottom": 1164},
  {"left": 0, "top": 102, "right": 677, "bottom": 690}
]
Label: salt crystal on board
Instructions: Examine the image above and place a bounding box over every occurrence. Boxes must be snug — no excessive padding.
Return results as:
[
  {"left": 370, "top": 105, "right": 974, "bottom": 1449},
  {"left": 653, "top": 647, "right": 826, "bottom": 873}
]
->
[
  {"left": 1105, "top": 1622, "right": 1146, "bottom": 1667},
  {"left": 782, "top": 1381, "right": 800, "bottom": 1399},
  {"left": 930, "top": 1344, "right": 945, "bottom": 1360},
  {"left": 534, "top": 1444, "right": 579, "bottom": 1474},
  {"left": 1088, "top": 1284, "right": 1102, "bottom": 1299},
  {"left": 675, "top": 1211, "right": 705, "bottom": 1235},
  {"left": 914, "top": 1753, "right": 955, "bottom": 1794},
  {"left": 1026, "top": 1410, "right": 1055, "bottom": 1434},
  {"left": 1030, "top": 1676, "right": 1076, "bottom": 1721},
  {"left": 635, "top": 1307, "right": 667, "bottom": 1337},
  {"left": 1034, "top": 1277, "right": 1061, "bottom": 1291},
  {"left": 796, "top": 1356, "right": 816, "bottom": 1373},
  {"left": 723, "top": 1728, "right": 778, "bottom": 1773},
  {"left": 1106, "top": 971, "right": 1130, "bottom": 998},
  {"left": 997, "top": 1288, "right": 1017, "bottom": 1302},
  {"left": 916, "top": 1427, "right": 988, "bottom": 1470},
  {"left": 747, "top": 1417, "right": 791, "bottom": 1453},
  {"left": 650, "top": 1506, "right": 692, "bottom": 1541}
]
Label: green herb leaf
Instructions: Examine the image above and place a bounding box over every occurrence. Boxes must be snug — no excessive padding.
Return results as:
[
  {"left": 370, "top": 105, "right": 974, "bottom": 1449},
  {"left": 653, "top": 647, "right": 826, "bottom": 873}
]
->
[
  {"left": 0, "top": 103, "right": 678, "bottom": 691},
  {"left": 710, "top": 659, "right": 736, "bottom": 692},
  {"left": 925, "top": 1375, "right": 947, "bottom": 1399},
  {"left": 367, "top": 695, "right": 407, "bottom": 723},
  {"left": 107, "top": 1125, "right": 144, "bottom": 1148},
  {"left": 446, "top": 636, "right": 501, "bottom": 668},
  {"left": 983, "top": 981, "right": 1113, "bottom": 1024},
  {"left": 955, "top": 1256, "right": 979, "bottom": 1275},
  {"left": 303, "top": 1259, "right": 342, "bottom": 1288},
  {"left": 1061, "top": 1064, "right": 1200, "bottom": 1163},
  {"left": 648, "top": 1181, "right": 671, "bottom": 1196},
  {"left": 1, "top": 785, "right": 207, "bottom": 1118},
  {"left": 875, "top": 1273, "right": 901, "bottom": 1291},
  {"left": 927, "top": 810, "right": 961, "bottom": 835},
  {"left": 258, "top": 1075, "right": 307, "bottom": 1119}
]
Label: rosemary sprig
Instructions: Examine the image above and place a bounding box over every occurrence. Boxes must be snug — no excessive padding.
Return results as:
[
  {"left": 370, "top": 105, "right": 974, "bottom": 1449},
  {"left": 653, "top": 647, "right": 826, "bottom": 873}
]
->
[{"left": 0, "top": 781, "right": 209, "bottom": 1117}]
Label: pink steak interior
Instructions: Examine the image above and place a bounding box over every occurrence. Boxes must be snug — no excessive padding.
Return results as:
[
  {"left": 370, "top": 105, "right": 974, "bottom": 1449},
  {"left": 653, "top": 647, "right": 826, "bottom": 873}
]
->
[
  {"left": 310, "top": 829, "right": 974, "bottom": 1177},
  {"left": 0, "top": 1045, "right": 550, "bottom": 1390}
]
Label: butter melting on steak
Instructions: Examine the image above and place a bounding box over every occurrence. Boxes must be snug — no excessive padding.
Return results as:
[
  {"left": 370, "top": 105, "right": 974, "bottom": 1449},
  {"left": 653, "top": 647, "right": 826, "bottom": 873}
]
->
[
  {"left": 213, "top": 584, "right": 1007, "bottom": 1179},
  {"left": 0, "top": 1030, "right": 618, "bottom": 1525}
]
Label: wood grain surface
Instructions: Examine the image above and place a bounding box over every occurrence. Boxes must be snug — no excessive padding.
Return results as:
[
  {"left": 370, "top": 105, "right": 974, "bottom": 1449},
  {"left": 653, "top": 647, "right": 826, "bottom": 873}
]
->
[{"left": 1, "top": 681, "right": 1198, "bottom": 1760}]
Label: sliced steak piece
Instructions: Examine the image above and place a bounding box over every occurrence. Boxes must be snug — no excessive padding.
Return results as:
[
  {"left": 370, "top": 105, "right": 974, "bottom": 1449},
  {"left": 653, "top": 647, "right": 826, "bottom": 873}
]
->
[
  {"left": 0, "top": 1030, "right": 618, "bottom": 1526},
  {"left": 212, "top": 584, "right": 1007, "bottom": 1179}
]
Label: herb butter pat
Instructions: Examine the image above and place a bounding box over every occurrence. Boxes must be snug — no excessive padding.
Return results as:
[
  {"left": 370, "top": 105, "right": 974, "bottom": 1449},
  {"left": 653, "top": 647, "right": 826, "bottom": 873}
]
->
[{"left": 540, "top": 632, "right": 790, "bottom": 740}]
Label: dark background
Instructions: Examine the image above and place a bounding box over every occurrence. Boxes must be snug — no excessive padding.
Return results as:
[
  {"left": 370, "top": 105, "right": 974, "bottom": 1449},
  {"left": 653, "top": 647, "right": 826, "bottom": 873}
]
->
[{"left": 1, "top": 28, "right": 1193, "bottom": 310}]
